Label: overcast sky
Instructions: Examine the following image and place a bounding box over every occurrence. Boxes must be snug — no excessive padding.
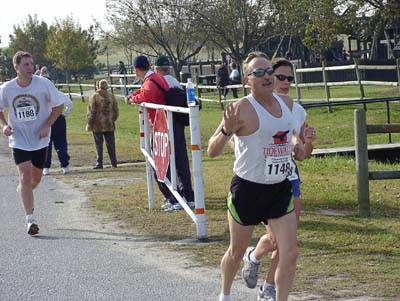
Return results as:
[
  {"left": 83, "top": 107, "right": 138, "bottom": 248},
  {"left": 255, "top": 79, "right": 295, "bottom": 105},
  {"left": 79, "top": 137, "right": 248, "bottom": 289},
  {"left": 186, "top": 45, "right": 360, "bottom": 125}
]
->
[{"left": 0, "top": 0, "right": 108, "bottom": 48}]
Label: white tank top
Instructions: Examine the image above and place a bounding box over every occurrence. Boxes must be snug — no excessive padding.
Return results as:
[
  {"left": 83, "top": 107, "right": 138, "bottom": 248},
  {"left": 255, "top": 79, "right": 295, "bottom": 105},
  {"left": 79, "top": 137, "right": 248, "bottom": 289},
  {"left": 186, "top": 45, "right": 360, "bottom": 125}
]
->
[
  {"left": 292, "top": 102, "right": 307, "bottom": 136},
  {"left": 233, "top": 93, "right": 295, "bottom": 184}
]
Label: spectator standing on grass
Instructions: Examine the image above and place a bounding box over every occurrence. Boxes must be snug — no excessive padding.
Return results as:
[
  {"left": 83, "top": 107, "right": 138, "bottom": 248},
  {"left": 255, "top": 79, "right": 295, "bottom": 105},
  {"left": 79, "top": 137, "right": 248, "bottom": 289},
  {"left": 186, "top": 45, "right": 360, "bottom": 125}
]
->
[
  {"left": 153, "top": 55, "right": 195, "bottom": 211},
  {"left": 229, "top": 62, "right": 240, "bottom": 99},
  {"left": 241, "top": 57, "right": 317, "bottom": 301},
  {"left": 86, "top": 79, "right": 119, "bottom": 169},
  {"left": 217, "top": 63, "right": 230, "bottom": 100},
  {"left": 118, "top": 61, "right": 127, "bottom": 96},
  {"left": 126, "top": 55, "right": 194, "bottom": 211},
  {"left": 208, "top": 51, "right": 307, "bottom": 301},
  {"left": 0, "top": 51, "right": 64, "bottom": 236},
  {"left": 40, "top": 66, "right": 73, "bottom": 175}
]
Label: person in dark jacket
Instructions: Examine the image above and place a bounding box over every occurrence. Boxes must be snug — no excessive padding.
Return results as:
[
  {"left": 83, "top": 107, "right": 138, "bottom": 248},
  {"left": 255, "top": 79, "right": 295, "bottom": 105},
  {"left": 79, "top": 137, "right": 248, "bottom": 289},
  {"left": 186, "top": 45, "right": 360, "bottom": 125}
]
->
[{"left": 216, "top": 64, "right": 230, "bottom": 99}]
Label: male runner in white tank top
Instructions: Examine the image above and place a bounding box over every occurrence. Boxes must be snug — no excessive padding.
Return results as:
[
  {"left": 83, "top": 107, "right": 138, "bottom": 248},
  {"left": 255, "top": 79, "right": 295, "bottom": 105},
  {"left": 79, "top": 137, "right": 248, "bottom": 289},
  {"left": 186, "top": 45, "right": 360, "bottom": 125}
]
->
[{"left": 208, "top": 51, "right": 306, "bottom": 301}]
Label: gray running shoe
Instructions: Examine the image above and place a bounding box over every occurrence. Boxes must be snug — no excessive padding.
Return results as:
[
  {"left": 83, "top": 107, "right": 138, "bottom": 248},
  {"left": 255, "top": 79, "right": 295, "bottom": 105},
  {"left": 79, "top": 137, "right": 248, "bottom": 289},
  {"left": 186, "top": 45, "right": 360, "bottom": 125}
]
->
[
  {"left": 27, "top": 220, "right": 39, "bottom": 236},
  {"left": 164, "top": 202, "right": 183, "bottom": 212},
  {"left": 257, "top": 285, "right": 276, "bottom": 301},
  {"left": 161, "top": 200, "right": 173, "bottom": 210},
  {"left": 241, "top": 247, "right": 260, "bottom": 289}
]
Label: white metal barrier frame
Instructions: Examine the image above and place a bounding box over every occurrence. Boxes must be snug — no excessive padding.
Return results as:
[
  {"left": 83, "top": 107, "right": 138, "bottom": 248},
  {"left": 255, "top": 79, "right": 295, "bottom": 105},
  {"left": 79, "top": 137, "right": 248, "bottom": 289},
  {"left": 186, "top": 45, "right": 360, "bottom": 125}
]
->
[{"left": 137, "top": 102, "right": 207, "bottom": 240}]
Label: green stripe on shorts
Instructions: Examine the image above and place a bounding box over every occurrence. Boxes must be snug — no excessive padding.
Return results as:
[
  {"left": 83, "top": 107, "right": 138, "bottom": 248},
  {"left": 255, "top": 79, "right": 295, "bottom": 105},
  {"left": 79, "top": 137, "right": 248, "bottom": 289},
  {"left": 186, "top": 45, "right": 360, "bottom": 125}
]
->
[
  {"left": 286, "top": 194, "right": 294, "bottom": 213},
  {"left": 227, "top": 192, "right": 243, "bottom": 224}
]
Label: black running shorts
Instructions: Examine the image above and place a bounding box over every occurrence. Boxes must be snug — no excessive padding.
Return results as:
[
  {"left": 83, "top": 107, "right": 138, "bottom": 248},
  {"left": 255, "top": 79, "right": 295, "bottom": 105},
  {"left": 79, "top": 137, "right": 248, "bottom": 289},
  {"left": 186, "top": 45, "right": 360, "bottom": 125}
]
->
[
  {"left": 227, "top": 175, "right": 294, "bottom": 226},
  {"left": 12, "top": 147, "right": 48, "bottom": 169}
]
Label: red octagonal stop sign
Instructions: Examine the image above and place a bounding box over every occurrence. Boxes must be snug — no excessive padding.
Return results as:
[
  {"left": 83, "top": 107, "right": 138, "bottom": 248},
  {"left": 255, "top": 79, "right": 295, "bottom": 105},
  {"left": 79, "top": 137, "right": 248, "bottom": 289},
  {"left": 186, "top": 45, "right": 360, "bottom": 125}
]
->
[{"left": 153, "top": 109, "right": 170, "bottom": 182}]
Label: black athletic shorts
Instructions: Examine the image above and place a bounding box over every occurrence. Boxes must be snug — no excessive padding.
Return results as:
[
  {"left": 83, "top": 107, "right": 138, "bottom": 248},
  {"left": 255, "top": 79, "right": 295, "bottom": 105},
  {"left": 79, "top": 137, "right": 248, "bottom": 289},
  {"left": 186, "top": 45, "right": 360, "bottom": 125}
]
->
[
  {"left": 227, "top": 175, "right": 294, "bottom": 226},
  {"left": 12, "top": 147, "right": 48, "bottom": 169}
]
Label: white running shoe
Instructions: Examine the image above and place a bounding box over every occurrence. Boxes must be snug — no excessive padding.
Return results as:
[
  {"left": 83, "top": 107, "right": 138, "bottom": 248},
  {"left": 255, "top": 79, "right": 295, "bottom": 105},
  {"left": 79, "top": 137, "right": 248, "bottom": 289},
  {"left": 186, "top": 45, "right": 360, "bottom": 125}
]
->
[
  {"left": 61, "top": 166, "right": 70, "bottom": 174},
  {"left": 43, "top": 168, "right": 50, "bottom": 176},
  {"left": 241, "top": 247, "right": 261, "bottom": 289},
  {"left": 27, "top": 219, "right": 39, "bottom": 236},
  {"left": 257, "top": 285, "right": 276, "bottom": 301}
]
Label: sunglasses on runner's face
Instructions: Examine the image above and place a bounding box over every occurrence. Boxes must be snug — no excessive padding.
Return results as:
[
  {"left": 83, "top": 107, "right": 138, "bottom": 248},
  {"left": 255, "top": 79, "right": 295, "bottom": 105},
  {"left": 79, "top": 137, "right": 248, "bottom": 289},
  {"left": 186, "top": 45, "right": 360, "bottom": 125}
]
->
[
  {"left": 275, "top": 74, "right": 294, "bottom": 82},
  {"left": 247, "top": 67, "right": 274, "bottom": 77}
]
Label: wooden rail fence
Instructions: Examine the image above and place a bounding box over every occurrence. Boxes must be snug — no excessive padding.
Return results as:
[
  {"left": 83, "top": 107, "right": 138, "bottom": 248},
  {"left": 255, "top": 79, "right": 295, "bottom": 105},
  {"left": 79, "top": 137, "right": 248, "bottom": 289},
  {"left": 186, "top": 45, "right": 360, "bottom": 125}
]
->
[{"left": 354, "top": 108, "right": 400, "bottom": 217}]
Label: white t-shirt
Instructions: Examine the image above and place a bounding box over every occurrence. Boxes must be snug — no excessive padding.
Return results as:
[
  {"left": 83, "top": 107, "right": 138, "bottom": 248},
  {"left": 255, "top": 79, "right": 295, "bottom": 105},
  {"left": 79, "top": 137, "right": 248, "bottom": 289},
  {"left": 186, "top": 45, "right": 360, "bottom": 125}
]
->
[
  {"left": 229, "top": 69, "right": 240, "bottom": 81},
  {"left": 0, "top": 75, "right": 64, "bottom": 150}
]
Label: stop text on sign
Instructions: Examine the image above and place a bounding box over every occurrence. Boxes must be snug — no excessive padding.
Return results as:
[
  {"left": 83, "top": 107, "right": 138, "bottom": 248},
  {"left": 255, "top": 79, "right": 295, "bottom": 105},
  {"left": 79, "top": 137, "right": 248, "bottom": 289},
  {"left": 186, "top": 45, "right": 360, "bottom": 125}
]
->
[{"left": 153, "top": 131, "right": 169, "bottom": 157}]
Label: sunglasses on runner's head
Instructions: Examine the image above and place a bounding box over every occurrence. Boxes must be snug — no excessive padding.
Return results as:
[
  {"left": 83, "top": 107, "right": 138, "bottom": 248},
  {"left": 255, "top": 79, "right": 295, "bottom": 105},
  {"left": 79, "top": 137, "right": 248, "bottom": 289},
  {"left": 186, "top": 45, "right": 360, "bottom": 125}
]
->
[
  {"left": 247, "top": 67, "right": 274, "bottom": 77},
  {"left": 275, "top": 74, "right": 294, "bottom": 82}
]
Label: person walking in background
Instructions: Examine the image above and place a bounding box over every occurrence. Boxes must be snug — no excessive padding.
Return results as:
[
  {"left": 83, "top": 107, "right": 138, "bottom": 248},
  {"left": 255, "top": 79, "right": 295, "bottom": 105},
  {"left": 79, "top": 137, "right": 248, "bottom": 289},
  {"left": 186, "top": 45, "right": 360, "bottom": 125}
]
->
[
  {"left": 0, "top": 51, "right": 64, "bottom": 235},
  {"left": 118, "top": 61, "right": 127, "bottom": 96},
  {"left": 86, "top": 79, "right": 119, "bottom": 169},
  {"left": 241, "top": 57, "right": 317, "bottom": 301},
  {"left": 216, "top": 63, "right": 230, "bottom": 100},
  {"left": 40, "top": 66, "right": 73, "bottom": 175},
  {"left": 208, "top": 51, "right": 306, "bottom": 301},
  {"left": 153, "top": 55, "right": 195, "bottom": 211},
  {"left": 229, "top": 62, "right": 241, "bottom": 99}
]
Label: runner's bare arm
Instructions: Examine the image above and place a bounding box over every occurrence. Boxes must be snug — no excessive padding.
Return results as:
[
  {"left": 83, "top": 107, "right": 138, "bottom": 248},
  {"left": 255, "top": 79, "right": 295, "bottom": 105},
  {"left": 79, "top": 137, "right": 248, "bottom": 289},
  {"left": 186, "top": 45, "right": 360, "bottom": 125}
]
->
[
  {"left": 39, "top": 104, "right": 64, "bottom": 139},
  {"left": 0, "top": 111, "right": 13, "bottom": 136}
]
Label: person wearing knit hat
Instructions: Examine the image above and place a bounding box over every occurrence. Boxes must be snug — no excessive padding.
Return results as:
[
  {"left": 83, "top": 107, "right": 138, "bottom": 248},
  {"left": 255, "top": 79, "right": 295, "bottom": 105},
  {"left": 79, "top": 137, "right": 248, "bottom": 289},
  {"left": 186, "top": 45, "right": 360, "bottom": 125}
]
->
[
  {"left": 86, "top": 79, "right": 119, "bottom": 169},
  {"left": 132, "top": 55, "right": 150, "bottom": 69}
]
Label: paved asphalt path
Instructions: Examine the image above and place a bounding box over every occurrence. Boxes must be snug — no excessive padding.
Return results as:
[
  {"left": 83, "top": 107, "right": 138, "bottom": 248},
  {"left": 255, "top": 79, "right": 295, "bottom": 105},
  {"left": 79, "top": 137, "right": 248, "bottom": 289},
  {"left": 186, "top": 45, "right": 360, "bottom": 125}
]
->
[{"left": 0, "top": 136, "right": 258, "bottom": 301}]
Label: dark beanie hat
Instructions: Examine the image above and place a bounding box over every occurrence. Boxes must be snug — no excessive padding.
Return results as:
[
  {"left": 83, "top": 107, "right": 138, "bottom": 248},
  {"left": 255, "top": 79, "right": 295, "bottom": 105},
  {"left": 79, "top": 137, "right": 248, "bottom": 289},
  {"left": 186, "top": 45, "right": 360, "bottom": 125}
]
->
[{"left": 133, "top": 55, "right": 150, "bottom": 69}]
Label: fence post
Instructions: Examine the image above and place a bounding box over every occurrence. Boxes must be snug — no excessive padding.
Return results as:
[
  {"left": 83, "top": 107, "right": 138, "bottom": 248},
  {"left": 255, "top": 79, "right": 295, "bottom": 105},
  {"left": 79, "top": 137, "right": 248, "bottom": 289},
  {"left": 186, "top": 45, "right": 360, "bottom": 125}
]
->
[
  {"left": 396, "top": 58, "right": 400, "bottom": 95},
  {"left": 189, "top": 105, "right": 207, "bottom": 240},
  {"left": 109, "top": 72, "right": 114, "bottom": 95},
  {"left": 354, "top": 109, "right": 370, "bottom": 217},
  {"left": 354, "top": 58, "right": 366, "bottom": 111},
  {"left": 322, "top": 60, "right": 332, "bottom": 113},
  {"left": 293, "top": 65, "right": 302, "bottom": 104},
  {"left": 78, "top": 79, "right": 85, "bottom": 102}
]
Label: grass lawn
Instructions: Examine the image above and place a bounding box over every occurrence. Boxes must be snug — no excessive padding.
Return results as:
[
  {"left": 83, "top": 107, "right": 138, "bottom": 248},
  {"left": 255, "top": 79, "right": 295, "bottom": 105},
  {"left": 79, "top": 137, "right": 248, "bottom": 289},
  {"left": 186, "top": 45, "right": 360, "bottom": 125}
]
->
[{"left": 57, "top": 85, "right": 400, "bottom": 300}]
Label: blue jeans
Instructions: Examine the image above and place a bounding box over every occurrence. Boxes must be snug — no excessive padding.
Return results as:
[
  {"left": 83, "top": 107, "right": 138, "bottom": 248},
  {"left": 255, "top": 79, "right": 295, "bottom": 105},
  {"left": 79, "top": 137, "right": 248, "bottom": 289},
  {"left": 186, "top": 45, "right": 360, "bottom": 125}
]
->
[{"left": 45, "top": 115, "right": 70, "bottom": 169}]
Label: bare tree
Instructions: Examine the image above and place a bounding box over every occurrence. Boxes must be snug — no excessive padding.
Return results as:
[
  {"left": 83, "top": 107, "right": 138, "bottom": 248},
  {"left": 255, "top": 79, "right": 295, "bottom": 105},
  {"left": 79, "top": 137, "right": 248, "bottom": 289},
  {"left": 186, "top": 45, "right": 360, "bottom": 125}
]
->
[{"left": 104, "top": 0, "right": 208, "bottom": 76}]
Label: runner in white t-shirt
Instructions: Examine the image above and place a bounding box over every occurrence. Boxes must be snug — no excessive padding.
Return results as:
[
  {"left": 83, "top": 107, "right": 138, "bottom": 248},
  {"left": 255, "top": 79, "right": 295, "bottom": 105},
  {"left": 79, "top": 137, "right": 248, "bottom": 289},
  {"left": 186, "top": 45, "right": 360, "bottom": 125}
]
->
[{"left": 0, "top": 51, "right": 64, "bottom": 236}]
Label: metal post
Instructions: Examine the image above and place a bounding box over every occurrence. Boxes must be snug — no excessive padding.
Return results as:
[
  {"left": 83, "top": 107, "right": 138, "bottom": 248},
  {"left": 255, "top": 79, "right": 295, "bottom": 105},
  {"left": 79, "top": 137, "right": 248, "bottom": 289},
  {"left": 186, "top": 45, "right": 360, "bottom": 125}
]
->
[
  {"left": 167, "top": 111, "right": 177, "bottom": 190},
  {"left": 141, "top": 108, "right": 154, "bottom": 209},
  {"left": 189, "top": 105, "right": 207, "bottom": 240},
  {"left": 354, "top": 109, "right": 370, "bottom": 217}
]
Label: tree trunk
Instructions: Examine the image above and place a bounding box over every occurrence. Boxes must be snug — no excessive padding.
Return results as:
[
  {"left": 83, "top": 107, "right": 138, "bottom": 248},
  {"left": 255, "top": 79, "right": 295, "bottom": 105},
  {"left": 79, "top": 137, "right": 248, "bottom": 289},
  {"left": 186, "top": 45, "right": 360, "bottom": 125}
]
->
[
  {"left": 384, "top": 30, "right": 394, "bottom": 59},
  {"left": 285, "top": 36, "right": 293, "bottom": 59},
  {"left": 272, "top": 35, "right": 286, "bottom": 59}
]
